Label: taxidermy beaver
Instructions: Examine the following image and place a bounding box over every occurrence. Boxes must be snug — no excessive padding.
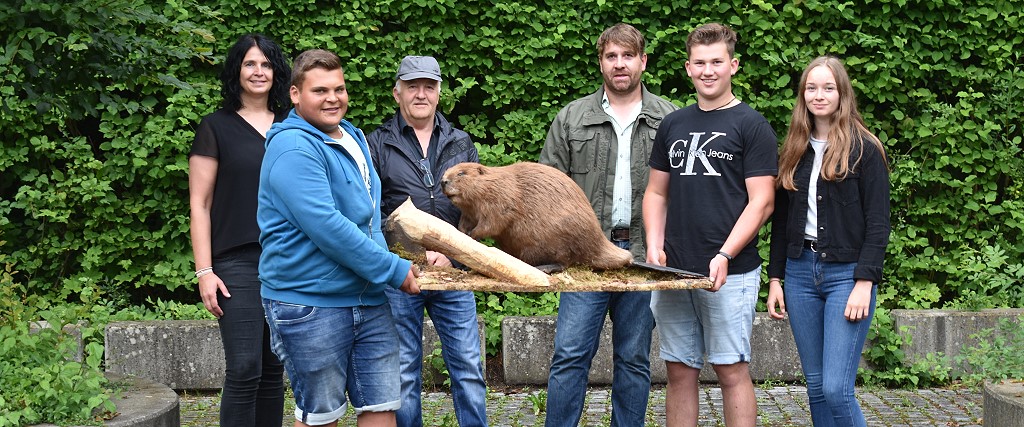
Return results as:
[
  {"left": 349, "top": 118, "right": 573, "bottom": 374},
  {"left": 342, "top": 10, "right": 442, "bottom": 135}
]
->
[{"left": 441, "top": 162, "right": 632, "bottom": 272}]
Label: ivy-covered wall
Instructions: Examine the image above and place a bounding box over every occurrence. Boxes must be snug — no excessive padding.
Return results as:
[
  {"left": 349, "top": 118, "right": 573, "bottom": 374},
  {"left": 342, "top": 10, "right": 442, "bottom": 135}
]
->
[{"left": 1, "top": 0, "right": 1022, "bottom": 310}]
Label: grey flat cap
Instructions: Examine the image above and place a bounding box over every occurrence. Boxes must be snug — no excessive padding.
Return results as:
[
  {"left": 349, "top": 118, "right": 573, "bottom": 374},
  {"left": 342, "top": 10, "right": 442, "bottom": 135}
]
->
[{"left": 396, "top": 55, "right": 442, "bottom": 82}]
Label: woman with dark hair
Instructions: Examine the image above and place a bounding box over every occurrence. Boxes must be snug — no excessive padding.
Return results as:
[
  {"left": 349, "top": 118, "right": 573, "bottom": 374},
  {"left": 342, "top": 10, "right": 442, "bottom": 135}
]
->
[
  {"left": 188, "top": 34, "right": 290, "bottom": 426},
  {"left": 766, "top": 56, "right": 891, "bottom": 427}
]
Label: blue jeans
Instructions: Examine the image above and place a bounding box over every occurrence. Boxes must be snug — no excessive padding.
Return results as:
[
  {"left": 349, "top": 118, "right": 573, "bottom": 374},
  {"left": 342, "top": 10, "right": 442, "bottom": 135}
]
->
[
  {"left": 263, "top": 300, "right": 400, "bottom": 425},
  {"left": 546, "top": 240, "right": 654, "bottom": 427},
  {"left": 214, "top": 244, "right": 284, "bottom": 427},
  {"left": 785, "top": 248, "right": 876, "bottom": 427},
  {"left": 385, "top": 287, "right": 487, "bottom": 427}
]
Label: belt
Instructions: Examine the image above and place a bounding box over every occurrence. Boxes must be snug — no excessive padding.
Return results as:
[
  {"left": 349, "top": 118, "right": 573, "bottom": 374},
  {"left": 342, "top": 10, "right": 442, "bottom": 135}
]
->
[
  {"left": 611, "top": 227, "right": 630, "bottom": 242},
  {"left": 804, "top": 239, "right": 818, "bottom": 252}
]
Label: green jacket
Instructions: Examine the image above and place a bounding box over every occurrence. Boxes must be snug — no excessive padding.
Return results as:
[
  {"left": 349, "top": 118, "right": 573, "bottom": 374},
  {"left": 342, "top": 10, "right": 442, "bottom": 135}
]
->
[{"left": 539, "top": 85, "right": 677, "bottom": 261}]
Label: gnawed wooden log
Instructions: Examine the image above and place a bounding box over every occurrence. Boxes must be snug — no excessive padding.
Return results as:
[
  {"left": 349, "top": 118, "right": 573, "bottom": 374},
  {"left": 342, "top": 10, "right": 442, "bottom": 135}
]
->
[{"left": 386, "top": 199, "right": 552, "bottom": 288}]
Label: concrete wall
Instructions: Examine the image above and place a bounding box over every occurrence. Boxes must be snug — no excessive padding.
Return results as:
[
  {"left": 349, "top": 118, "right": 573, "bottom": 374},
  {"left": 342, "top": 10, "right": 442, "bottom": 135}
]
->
[
  {"left": 502, "top": 313, "right": 802, "bottom": 385},
  {"left": 104, "top": 309, "right": 1023, "bottom": 389},
  {"left": 105, "top": 318, "right": 484, "bottom": 390},
  {"left": 891, "top": 308, "right": 1024, "bottom": 375}
]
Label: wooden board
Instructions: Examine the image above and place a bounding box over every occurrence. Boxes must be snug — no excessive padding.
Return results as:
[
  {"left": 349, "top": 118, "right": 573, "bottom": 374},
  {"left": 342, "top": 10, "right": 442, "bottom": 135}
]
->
[
  {"left": 416, "top": 264, "right": 712, "bottom": 292},
  {"left": 386, "top": 199, "right": 712, "bottom": 292}
]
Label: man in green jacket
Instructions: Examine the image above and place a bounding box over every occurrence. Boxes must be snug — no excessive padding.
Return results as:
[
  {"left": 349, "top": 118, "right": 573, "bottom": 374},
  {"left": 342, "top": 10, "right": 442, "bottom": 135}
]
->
[{"left": 538, "top": 22, "right": 677, "bottom": 427}]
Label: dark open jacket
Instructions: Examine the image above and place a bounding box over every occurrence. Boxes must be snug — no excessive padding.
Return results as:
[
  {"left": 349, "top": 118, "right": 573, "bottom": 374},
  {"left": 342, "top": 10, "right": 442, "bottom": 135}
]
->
[
  {"left": 768, "top": 137, "right": 891, "bottom": 283},
  {"left": 367, "top": 110, "right": 478, "bottom": 226}
]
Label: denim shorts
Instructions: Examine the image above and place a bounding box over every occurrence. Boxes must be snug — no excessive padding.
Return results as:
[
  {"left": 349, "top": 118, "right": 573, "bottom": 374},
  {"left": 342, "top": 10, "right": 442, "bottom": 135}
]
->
[
  {"left": 651, "top": 266, "right": 760, "bottom": 369},
  {"left": 262, "top": 299, "right": 400, "bottom": 425}
]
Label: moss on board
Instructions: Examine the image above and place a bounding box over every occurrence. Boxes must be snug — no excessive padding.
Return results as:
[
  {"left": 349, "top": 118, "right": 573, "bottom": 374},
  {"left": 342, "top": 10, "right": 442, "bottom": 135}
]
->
[{"left": 416, "top": 264, "right": 711, "bottom": 292}]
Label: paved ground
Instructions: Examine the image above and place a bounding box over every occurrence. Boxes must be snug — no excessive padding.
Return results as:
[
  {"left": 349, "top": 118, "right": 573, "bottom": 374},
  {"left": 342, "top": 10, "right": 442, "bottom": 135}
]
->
[{"left": 178, "top": 384, "right": 984, "bottom": 426}]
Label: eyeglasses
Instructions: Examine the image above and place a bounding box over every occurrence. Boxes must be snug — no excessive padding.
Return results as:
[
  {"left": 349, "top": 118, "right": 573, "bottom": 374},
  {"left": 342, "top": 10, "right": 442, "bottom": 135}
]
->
[{"left": 417, "top": 158, "right": 435, "bottom": 188}]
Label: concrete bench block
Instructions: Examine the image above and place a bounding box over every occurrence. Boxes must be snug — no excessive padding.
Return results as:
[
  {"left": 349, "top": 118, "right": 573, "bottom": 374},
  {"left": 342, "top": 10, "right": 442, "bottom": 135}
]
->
[
  {"left": 891, "top": 308, "right": 1024, "bottom": 374},
  {"left": 105, "top": 320, "right": 224, "bottom": 390},
  {"left": 746, "top": 314, "right": 803, "bottom": 382},
  {"left": 30, "top": 321, "right": 84, "bottom": 363},
  {"left": 421, "top": 317, "right": 487, "bottom": 385},
  {"left": 501, "top": 316, "right": 563, "bottom": 385},
  {"left": 502, "top": 313, "right": 803, "bottom": 385}
]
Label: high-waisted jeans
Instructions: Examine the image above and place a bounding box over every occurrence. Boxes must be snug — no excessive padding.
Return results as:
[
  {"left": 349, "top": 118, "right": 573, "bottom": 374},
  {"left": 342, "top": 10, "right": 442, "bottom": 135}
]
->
[
  {"left": 785, "top": 248, "right": 876, "bottom": 427},
  {"left": 214, "top": 243, "right": 285, "bottom": 426}
]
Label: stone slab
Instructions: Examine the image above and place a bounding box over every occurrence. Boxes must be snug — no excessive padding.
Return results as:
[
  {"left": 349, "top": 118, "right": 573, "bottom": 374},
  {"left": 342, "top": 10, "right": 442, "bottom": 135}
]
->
[
  {"left": 984, "top": 380, "right": 1024, "bottom": 427},
  {"left": 31, "top": 373, "right": 179, "bottom": 427},
  {"left": 502, "top": 313, "right": 803, "bottom": 385},
  {"left": 105, "top": 373, "right": 181, "bottom": 427}
]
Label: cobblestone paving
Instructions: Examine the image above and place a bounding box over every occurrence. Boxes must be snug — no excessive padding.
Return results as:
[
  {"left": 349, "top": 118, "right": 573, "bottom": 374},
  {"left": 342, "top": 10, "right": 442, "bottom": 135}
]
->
[{"left": 179, "top": 385, "right": 984, "bottom": 426}]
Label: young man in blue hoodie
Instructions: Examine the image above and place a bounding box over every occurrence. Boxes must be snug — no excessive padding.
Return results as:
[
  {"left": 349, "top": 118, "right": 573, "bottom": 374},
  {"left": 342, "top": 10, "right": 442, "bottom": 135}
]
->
[{"left": 257, "top": 48, "right": 420, "bottom": 427}]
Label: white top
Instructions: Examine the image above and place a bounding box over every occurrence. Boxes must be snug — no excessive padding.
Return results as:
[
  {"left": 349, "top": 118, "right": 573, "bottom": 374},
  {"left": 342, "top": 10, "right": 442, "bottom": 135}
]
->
[
  {"left": 602, "top": 94, "right": 643, "bottom": 228},
  {"left": 335, "top": 127, "right": 372, "bottom": 202},
  {"left": 804, "top": 137, "right": 827, "bottom": 240}
]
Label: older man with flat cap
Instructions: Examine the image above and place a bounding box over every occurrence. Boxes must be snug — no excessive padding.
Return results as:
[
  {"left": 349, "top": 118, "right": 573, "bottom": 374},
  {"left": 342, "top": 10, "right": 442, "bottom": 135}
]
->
[{"left": 367, "top": 55, "right": 487, "bottom": 427}]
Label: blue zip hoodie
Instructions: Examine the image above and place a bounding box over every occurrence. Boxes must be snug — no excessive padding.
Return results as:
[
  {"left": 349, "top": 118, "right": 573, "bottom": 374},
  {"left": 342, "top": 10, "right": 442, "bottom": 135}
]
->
[{"left": 258, "top": 110, "right": 411, "bottom": 307}]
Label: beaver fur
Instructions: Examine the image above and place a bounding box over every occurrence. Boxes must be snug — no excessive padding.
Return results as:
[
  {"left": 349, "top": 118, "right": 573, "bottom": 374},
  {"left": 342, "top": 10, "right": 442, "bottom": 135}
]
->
[{"left": 441, "top": 162, "right": 632, "bottom": 271}]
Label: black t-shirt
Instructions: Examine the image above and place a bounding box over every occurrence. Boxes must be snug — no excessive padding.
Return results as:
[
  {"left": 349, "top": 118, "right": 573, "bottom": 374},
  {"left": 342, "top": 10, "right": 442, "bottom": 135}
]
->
[
  {"left": 649, "top": 102, "right": 778, "bottom": 275},
  {"left": 189, "top": 108, "right": 286, "bottom": 257}
]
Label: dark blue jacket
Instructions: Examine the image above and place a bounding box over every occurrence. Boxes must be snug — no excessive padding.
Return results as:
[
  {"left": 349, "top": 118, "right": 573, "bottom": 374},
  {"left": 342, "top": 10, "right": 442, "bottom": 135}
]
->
[
  {"left": 367, "top": 111, "right": 478, "bottom": 226},
  {"left": 768, "top": 138, "right": 891, "bottom": 283}
]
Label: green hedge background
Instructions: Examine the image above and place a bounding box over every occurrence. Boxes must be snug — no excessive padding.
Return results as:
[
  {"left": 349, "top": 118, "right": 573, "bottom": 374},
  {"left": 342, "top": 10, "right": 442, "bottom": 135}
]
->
[{"left": 2, "top": 0, "right": 1022, "bottom": 313}]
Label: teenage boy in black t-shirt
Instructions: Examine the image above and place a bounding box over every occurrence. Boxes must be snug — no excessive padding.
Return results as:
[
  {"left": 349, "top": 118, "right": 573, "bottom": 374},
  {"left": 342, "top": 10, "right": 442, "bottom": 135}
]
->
[{"left": 643, "top": 22, "right": 777, "bottom": 427}]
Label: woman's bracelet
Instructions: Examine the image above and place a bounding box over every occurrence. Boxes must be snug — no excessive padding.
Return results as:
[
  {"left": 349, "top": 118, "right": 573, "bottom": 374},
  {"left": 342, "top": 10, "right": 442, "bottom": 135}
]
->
[{"left": 195, "top": 267, "right": 214, "bottom": 278}]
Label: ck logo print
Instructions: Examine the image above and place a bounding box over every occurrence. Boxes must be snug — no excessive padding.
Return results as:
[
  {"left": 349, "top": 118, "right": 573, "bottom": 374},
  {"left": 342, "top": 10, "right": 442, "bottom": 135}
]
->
[{"left": 668, "top": 132, "right": 733, "bottom": 176}]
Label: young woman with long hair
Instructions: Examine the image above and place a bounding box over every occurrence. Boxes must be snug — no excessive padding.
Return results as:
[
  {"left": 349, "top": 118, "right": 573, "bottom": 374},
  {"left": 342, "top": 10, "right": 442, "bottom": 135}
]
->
[{"left": 766, "top": 56, "right": 891, "bottom": 427}]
